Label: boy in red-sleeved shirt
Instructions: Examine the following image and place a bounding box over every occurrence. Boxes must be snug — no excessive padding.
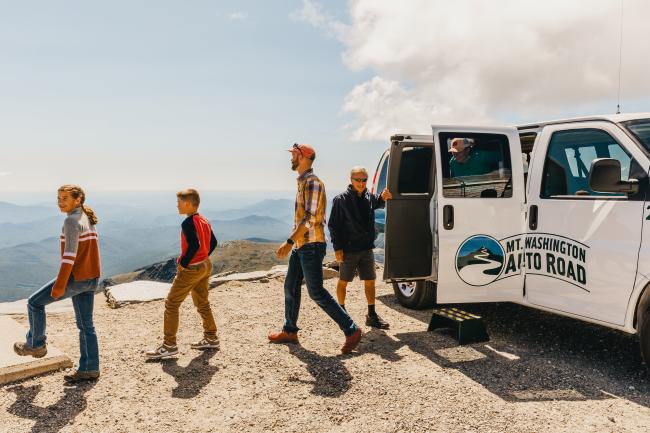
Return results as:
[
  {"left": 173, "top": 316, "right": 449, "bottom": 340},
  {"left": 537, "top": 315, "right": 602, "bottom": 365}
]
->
[{"left": 146, "top": 189, "right": 218, "bottom": 360}]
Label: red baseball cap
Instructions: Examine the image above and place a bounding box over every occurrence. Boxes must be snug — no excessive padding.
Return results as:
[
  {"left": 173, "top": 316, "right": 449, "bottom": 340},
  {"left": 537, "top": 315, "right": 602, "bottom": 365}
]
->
[{"left": 288, "top": 143, "right": 316, "bottom": 159}]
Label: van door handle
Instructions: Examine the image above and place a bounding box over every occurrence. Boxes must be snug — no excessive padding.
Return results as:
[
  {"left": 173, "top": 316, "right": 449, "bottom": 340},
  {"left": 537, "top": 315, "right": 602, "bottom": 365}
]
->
[
  {"left": 529, "top": 205, "right": 538, "bottom": 230},
  {"left": 443, "top": 205, "right": 454, "bottom": 230}
]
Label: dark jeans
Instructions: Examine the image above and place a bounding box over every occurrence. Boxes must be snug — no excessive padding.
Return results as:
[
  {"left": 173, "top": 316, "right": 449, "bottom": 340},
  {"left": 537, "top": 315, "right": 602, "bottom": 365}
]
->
[
  {"left": 26, "top": 276, "right": 100, "bottom": 372},
  {"left": 283, "top": 242, "right": 358, "bottom": 336}
]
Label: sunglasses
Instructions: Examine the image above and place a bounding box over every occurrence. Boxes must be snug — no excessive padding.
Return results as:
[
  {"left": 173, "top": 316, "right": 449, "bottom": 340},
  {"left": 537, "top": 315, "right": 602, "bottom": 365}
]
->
[
  {"left": 292, "top": 143, "right": 303, "bottom": 157},
  {"left": 352, "top": 178, "right": 368, "bottom": 183}
]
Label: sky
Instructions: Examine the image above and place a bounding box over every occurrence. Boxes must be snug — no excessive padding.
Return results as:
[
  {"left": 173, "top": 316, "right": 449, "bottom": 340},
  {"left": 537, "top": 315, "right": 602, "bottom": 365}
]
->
[{"left": 1, "top": 0, "right": 649, "bottom": 197}]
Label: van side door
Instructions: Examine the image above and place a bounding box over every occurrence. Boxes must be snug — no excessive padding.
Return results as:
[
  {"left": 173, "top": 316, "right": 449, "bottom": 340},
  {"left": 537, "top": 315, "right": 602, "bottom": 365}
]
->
[
  {"left": 525, "top": 122, "right": 649, "bottom": 325},
  {"left": 383, "top": 136, "right": 436, "bottom": 282},
  {"left": 432, "top": 126, "right": 526, "bottom": 303}
]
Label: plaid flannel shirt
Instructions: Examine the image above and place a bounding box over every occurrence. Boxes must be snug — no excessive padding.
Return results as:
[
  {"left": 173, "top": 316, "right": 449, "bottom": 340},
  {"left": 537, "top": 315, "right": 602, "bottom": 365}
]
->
[{"left": 294, "top": 169, "right": 327, "bottom": 249}]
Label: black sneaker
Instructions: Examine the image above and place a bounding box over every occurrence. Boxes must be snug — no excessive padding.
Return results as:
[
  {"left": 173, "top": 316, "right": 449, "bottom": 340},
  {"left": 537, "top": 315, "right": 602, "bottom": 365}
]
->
[{"left": 365, "top": 314, "right": 390, "bottom": 329}]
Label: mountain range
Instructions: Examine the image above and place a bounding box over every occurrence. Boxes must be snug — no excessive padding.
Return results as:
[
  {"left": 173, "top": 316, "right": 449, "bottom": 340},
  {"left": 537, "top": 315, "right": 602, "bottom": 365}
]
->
[{"left": 0, "top": 198, "right": 294, "bottom": 302}]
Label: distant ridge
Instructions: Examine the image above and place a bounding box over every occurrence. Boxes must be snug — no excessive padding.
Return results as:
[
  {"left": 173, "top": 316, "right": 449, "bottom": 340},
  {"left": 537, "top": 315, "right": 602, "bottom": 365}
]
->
[
  {"left": 104, "top": 240, "right": 283, "bottom": 286},
  {"left": 0, "top": 202, "right": 56, "bottom": 224}
]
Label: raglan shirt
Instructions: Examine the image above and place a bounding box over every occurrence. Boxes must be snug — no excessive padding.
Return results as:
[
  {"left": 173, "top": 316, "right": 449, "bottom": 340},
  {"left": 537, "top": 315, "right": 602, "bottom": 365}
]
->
[
  {"left": 51, "top": 208, "right": 101, "bottom": 299},
  {"left": 178, "top": 214, "right": 217, "bottom": 268}
]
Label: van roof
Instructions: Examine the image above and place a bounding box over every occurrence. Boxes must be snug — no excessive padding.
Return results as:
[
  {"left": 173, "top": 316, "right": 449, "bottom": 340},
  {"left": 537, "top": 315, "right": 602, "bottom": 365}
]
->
[
  {"left": 390, "top": 113, "right": 650, "bottom": 149},
  {"left": 515, "top": 112, "right": 650, "bottom": 132}
]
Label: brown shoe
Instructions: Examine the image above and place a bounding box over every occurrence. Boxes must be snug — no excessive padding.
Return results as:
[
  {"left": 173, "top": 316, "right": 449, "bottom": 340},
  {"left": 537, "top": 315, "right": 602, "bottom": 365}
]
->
[
  {"left": 268, "top": 330, "right": 298, "bottom": 344},
  {"left": 13, "top": 342, "right": 47, "bottom": 358},
  {"left": 341, "top": 328, "right": 362, "bottom": 354},
  {"left": 63, "top": 369, "right": 100, "bottom": 383}
]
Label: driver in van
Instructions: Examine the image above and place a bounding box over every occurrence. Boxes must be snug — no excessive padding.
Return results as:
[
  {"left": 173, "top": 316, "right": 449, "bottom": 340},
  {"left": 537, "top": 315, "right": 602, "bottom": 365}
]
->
[{"left": 449, "top": 137, "right": 499, "bottom": 177}]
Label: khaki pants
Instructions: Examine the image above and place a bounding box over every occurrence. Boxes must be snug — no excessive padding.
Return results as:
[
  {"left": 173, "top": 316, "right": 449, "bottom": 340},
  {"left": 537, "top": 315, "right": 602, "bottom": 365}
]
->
[{"left": 163, "top": 260, "right": 217, "bottom": 346}]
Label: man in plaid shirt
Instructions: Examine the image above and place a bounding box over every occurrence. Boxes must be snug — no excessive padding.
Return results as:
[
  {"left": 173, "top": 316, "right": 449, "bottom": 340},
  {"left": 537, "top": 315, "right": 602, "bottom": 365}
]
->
[{"left": 269, "top": 143, "right": 362, "bottom": 354}]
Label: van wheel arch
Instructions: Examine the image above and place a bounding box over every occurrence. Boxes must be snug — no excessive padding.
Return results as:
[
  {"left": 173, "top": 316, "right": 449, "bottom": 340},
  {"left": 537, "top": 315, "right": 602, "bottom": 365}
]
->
[
  {"left": 634, "top": 282, "right": 650, "bottom": 368},
  {"left": 634, "top": 282, "right": 650, "bottom": 330}
]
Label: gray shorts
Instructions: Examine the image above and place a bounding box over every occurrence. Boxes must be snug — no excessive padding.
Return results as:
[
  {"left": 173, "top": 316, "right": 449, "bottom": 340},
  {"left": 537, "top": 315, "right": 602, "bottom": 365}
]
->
[{"left": 339, "top": 249, "right": 376, "bottom": 282}]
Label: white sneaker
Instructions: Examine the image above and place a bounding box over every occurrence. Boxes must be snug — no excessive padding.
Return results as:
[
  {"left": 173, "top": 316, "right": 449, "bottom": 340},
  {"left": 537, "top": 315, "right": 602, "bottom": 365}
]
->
[
  {"left": 145, "top": 344, "right": 179, "bottom": 360},
  {"left": 190, "top": 338, "right": 220, "bottom": 350}
]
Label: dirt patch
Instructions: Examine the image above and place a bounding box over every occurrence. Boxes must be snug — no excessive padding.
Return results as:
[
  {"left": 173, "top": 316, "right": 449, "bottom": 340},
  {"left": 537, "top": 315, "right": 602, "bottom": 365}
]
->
[{"left": 2, "top": 277, "right": 650, "bottom": 432}]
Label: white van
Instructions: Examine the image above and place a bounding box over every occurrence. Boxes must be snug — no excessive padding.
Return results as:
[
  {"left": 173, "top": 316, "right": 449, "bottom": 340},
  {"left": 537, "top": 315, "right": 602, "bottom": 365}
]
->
[{"left": 371, "top": 114, "right": 650, "bottom": 362}]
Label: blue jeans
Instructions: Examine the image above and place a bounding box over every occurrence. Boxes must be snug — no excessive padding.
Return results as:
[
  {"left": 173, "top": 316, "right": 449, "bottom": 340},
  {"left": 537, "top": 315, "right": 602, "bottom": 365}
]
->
[
  {"left": 283, "top": 242, "right": 358, "bottom": 336},
  {"left": 26, "top": 276, "right": 100, "bottom": 372}
]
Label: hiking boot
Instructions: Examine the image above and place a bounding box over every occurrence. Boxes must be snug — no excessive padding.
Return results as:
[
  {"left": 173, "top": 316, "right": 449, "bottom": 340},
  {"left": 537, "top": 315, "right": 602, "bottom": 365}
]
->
[
  {"left": 13, "top": 342, "right": 47, "bottom": 358},
  {"left": 145, "top": 344, "right": 179, "bottom": 360},
  {"left": 267, "top": 330, "right": 299, "bottom": 344},
  {"left": 190, "top": 338, "right": 220, "bottom": 350},
  {"left": 63, "top": 369, "right": 99, "bottom": 383},
  {"left": 341, "top": 328, "right": 362, "bottom": 354},
  {"left": 366, "top": 313, "right": 390, "bottom": 330}
]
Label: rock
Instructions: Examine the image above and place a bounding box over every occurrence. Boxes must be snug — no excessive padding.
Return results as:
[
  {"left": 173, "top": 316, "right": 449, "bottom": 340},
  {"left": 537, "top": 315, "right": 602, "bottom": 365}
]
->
[
  {"left": 104, "top": 281, "right": 172, "bottom": 307},
  {"left": 322, "top": 267, "right": 339, "bottom": 280},
  {"left": 324, "top": 261, "right": 340, "bottom": 270},
  {"left": 209, "top": 264, "right": 338, "bottom": 287}
]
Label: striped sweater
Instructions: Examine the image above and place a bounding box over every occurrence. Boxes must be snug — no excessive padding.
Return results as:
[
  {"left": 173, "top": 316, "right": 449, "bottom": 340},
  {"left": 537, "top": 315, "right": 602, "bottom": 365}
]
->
[{"left": 52, "top": 207, "right": 101, "bottom": 298}]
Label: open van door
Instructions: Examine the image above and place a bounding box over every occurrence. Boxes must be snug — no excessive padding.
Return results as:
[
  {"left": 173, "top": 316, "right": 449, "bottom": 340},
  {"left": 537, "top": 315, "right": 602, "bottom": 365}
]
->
[
  {"left": 432, "top": 126, "right": 525, "bottom": 303},
  {"left": 383, "top": 135, "right": 436, "bottom": 282}
]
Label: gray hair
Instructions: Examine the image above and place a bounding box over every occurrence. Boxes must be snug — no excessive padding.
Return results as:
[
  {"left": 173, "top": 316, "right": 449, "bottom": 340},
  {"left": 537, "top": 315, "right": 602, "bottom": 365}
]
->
[{"left": 350, "top": 166, "right": 368, "bottom": 177}]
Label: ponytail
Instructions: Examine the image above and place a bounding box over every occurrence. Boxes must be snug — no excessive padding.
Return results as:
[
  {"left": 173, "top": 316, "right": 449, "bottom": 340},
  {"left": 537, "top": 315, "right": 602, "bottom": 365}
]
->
[
  {"left": 81, "top": 205, "right": 99, "bottom": 225},
  {"left": 58, "top": 184, "right": 99, "bottom": 225}
]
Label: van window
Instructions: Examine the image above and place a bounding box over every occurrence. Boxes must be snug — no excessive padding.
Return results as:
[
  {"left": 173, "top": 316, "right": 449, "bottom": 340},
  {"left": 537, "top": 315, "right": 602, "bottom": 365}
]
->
[
  {"left": 398, "top": 146, "right": 433, "bottom": 194},
  {"left": 439, "top": 133, "right": 513, "bottom": 198},
  {"left": 622, "top": 118, "right": 650, "bottom": 150},
  {"left": 541, "top": 128, "right": 637, "bottom": 198}
]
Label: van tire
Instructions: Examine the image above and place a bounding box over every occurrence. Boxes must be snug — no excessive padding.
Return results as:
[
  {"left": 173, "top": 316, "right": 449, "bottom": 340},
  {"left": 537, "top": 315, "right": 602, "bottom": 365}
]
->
[
  {"left": 639, "top": 308, "right": 650, "bottom": 368},
  {"left": 392, "top": 281, "right": 436, "bottom": 310}
]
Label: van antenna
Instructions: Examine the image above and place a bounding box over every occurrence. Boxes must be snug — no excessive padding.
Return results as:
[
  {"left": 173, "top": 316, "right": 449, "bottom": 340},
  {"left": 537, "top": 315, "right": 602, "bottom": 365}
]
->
[{"left": 616, "top": 0, "right": 624, "bottom": 114}]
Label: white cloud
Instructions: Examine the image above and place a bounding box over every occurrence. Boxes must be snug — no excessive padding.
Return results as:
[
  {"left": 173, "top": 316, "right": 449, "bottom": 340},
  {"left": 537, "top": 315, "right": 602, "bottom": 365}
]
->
[
  {"left": 0, "top": 172, "right": 12, "bottom": 177},
  {"left": 303, "top": 0, "right": 650, "bottom": 140},
  {"left": 290, "top": 0, "right": 347, "bottom": 38},
  {"left": 228, "top": 11, "right": 247, "bottom": 20}
]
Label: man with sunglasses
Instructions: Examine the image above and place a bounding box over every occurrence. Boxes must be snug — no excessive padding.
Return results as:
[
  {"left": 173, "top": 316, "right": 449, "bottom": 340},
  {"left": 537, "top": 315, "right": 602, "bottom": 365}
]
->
[
  {"left": 269, "top": 143, "right": 363, "bottom": 354},
  {"left": 328, "top": 166, "right": 392, "bottom": 329}
]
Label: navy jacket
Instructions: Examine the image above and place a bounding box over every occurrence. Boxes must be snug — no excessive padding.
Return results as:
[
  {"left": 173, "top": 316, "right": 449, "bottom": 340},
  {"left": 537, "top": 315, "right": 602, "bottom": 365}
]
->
[{"left": 328, "top": 185, "right": 385, "bottom": 253}]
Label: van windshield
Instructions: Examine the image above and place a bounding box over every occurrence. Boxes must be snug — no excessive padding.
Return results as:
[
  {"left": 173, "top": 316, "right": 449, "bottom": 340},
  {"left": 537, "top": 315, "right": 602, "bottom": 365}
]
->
[{"left": 623, "top": 119, "right": 650, "bottom": 151}]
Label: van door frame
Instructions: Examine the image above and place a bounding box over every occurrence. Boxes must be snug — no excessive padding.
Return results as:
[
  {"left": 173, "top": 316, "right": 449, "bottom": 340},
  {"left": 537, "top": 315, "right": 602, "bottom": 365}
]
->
[{"left": 383, "top": 135, "right": 437, "bottom": 283}]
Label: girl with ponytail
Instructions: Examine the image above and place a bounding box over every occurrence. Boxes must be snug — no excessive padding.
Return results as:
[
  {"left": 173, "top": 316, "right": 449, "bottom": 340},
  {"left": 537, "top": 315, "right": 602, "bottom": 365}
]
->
[{"left": 13, "top": 185, "right": 102, "bottom": 383}]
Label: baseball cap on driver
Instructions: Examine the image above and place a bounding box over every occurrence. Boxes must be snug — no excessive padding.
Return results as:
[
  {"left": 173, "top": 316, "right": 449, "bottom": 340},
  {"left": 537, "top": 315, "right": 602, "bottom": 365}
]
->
[{"left": 288, "top": 143, "right": 316, "bottom": 159}]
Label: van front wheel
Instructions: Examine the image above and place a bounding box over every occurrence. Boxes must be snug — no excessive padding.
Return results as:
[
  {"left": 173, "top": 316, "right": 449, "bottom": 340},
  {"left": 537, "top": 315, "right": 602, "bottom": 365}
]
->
[{"left": 392, "top": 281, "right": 436, "bottom": 310}]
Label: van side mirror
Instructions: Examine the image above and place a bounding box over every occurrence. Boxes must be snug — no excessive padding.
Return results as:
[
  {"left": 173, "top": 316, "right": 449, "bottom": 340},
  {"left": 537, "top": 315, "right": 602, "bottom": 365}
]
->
[{"left": 588, "top": 158, "right": 639, "bottom": 195}]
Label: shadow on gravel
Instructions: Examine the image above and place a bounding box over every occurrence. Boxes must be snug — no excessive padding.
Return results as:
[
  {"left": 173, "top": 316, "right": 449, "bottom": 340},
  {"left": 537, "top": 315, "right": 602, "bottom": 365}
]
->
[
  {"left": 7, "top": 381, "right": 96, "bottom": 433},
  {"left": 378, "top": 294, "right": 650, "bottom": 407},
  {"left": 360, "top": 328, "right": 405, "bottom": 362},
  {"left": 287, "top": 344, "right": 352, "bottom": 397},
  {"left": 161, "top": 350, "right": 219, "bottom": 399}
]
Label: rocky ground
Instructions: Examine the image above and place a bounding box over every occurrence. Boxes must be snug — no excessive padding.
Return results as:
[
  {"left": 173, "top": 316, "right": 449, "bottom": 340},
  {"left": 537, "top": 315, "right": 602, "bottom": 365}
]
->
[{"left": 2, "top": 274, "right": 650, "bottom": 432}]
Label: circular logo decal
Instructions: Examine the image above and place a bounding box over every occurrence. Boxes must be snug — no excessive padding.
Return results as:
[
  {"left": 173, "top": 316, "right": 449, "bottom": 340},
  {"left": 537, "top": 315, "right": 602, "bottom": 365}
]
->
[{"left": 455, "top": 235, "right": 505, "bottom": 286}]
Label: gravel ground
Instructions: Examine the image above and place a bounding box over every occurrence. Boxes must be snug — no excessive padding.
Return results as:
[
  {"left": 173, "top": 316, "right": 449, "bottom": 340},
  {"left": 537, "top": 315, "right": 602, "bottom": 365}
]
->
[{"left": 2, "top": 275, "right": 650, "bottom": 432}]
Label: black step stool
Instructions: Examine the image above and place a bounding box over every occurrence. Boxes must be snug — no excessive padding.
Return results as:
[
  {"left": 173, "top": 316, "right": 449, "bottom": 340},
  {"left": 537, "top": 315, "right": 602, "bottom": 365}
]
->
[{"left": 428, "top": 307, "right": 489, "bottom": 345}]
